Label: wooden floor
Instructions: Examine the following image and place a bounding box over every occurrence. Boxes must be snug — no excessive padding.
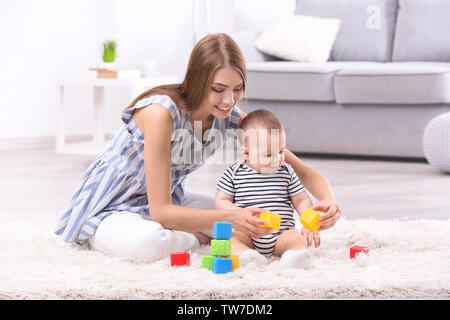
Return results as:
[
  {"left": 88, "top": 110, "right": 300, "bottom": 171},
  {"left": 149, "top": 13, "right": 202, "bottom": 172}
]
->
[{"left": 0, "top": 147, "right": 449, "bottom": 225}]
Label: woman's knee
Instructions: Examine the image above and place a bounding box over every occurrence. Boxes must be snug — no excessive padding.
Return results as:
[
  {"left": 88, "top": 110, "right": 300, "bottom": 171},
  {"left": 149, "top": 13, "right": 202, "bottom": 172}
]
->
[
  {"left": 129, "top": 223, "right": 200, "bottom": 262},
  {"left": 128, "top": 221, "right": 171, "bottom": 261},
  {"left": 90, "top": 212, "right": 202, "bottom": 263},
  {"left": 90, "top": 212, "right": 171, "bottom": 263}
]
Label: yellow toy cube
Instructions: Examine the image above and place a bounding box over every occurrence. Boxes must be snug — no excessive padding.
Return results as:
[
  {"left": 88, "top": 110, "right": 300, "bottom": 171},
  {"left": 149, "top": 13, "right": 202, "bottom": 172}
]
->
[
  {"left": 227, "top": 255, "right": 239, "bottom": 271},
  {"left": 258, "top": 211, "right": 281, "bottom": 231},
  {"left": 299, "top": 208, "right": 320, "bottom": 232}
]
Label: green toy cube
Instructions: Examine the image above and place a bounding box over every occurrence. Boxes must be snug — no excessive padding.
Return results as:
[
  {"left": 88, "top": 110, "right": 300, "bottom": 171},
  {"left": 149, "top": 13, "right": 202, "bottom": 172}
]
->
[
  {"left": 201, "top": 255, "right": 214, "bottom": 270},
  {"left": 211, "top": 239, "right": 231, "bottom": 256}
]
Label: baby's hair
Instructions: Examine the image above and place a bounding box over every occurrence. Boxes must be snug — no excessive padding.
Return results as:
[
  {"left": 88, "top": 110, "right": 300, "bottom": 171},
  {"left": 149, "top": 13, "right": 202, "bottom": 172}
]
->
[
  {"left": 238, "top": 109, "right": 284, "bottom": 147},
  {"left": 240, "top": 109, "right": 284, "bottom": 131}
]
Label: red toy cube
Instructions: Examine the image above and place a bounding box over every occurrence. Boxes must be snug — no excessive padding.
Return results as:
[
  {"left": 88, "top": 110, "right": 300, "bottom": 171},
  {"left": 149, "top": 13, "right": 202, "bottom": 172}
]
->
[
  {"left": 171, "top": 252, "right": 190, "bottom": 266},
  {"left": 350, "top": 246, "right": 369, "bottom": 259}
]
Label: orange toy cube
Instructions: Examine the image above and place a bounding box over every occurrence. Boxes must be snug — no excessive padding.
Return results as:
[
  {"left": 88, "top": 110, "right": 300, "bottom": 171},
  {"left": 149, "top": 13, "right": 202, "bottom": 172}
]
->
[
  {"left": 299, "top": 208, "right": 320, "bottom": 232},
  {"left": 227, "top": 255, "right": 239, "bottom": 271},
  {"left": 258, "top": 211, "right": 281, "bottom": 231}
]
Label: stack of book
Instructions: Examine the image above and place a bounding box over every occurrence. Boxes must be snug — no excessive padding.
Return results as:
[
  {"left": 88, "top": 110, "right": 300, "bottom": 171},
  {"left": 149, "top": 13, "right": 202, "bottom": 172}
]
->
[{"left": 89, "top": 66, "right": 142, "bottom": 79}]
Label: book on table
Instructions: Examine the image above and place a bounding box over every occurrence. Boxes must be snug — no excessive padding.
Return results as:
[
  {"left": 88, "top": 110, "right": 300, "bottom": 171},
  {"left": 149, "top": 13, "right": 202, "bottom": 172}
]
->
[{"left": 89, "top": 67, "right": 142, "bottom": 79}]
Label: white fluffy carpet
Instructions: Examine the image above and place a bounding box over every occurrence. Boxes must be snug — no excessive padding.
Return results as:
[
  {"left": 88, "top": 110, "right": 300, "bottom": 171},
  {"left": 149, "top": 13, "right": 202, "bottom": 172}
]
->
[{"left": 1, "top": 218, "right": 449, "bottom": 299}]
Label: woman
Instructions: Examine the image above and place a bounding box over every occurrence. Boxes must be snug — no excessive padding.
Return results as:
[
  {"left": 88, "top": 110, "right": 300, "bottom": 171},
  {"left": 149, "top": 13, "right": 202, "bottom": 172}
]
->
[{"left": 54, "top": 33, "right": 341, "bottom": 263}]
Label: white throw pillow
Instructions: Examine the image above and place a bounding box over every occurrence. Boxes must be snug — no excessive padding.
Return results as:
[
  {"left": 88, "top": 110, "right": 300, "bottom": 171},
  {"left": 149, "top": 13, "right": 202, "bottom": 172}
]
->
[{"left": 255, "top": 15, "right": 341, "bottom": 63}]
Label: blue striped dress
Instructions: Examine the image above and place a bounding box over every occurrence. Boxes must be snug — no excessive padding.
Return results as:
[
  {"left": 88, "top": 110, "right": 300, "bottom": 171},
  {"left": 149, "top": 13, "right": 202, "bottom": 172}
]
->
[{"left": 54, "top": 94, "right": 241, "bottom": 244}]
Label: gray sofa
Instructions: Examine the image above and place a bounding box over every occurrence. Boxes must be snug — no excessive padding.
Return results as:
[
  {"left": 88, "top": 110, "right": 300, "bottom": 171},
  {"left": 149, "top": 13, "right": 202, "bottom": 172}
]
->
[{"left": 233, "top": 0, "right": 450, "bottom": 158}]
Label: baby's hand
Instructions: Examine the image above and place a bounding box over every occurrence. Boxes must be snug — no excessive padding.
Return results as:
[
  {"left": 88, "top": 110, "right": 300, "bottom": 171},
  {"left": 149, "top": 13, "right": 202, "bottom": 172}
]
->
[{"left": 300, "top": 228, "right": 321, "bottom": 248}]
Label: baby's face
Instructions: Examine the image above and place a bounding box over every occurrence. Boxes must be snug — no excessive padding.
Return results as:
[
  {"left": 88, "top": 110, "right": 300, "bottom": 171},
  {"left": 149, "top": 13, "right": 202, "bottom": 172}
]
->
[{"left": 241, "top": 126, "right": 286, "bottom": 174}]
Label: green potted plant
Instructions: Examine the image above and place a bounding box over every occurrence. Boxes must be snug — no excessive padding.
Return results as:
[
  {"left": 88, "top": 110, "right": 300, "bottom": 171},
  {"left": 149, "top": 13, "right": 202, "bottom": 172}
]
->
[{"left": 102, "top": 40, "right": 117, "bottom": 68}]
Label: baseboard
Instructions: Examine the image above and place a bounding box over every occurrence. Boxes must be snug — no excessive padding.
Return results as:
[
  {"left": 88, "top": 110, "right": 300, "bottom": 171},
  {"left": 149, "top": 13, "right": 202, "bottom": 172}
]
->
[
  {"left": 0, "top": 136, "right": 427, "bottom": 163},
  {"left": 294, "top": 151, "right": 427, "bottom": 163},
  {"left": 0, "top": 135, "right": 111, "bottom": 151}
]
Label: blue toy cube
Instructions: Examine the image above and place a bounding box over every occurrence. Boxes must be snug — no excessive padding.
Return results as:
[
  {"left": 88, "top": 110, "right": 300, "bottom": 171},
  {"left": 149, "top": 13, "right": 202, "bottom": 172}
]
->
[
  {"left": 213, "top": 257, "right": 232, "bottom": 274},
  {"left": 213, "top": 222, "right": 232, "bottom": 239}
]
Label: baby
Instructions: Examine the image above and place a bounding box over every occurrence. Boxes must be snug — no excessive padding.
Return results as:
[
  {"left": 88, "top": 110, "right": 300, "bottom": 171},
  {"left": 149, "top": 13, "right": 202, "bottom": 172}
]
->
[{"left": 214, "top": 109, "right": 320, "bottom": 268}]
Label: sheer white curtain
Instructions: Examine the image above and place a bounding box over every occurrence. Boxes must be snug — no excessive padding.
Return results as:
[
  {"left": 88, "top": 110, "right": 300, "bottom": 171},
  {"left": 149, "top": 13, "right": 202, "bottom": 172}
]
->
[{"left": 193, "top": 0, "right": 235, "bottom": 43}]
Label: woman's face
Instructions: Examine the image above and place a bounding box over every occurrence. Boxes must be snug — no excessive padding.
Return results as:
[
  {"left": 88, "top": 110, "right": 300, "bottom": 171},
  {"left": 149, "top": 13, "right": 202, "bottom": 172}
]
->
[{"left": 201, "top": 66, "right": 244, "bottom": 119}]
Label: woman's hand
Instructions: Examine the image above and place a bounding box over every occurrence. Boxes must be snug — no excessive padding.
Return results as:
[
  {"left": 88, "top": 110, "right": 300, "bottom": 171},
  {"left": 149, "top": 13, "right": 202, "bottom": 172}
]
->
[
  {"left": 234, "top": 207, "right": 274, "bottom": 238},
  {"left": 311, "top": 199, "right": 342, "bottom": 231}
]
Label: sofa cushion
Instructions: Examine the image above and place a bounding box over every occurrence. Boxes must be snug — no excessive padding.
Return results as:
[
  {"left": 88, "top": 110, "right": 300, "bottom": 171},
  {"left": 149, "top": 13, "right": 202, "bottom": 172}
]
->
[
  {"left": 295, "top": 0, "right": 398, "bottom": 62},
  {"left": 244, "top": 61, "right": 381, "bottom": 102},
  {"left": 334, "top": 62, "right": 450, "bottom": 104},
  {"left": 392, "top": 0, "right": 450, "bottom": 61}
]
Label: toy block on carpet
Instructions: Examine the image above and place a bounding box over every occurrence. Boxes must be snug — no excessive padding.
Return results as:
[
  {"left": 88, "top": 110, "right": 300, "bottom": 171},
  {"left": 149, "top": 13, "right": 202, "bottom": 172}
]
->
[
  {"left": 170, "top": 252, "right": 190, "bottom": 266},
  {"left": 213, "top": 257, "right": 232, "bottom": 274},
  {"left": 227, "top": 255, "right": 239, "bottom": 271},
  {"left": 350, "top": 245, "right": 370, "bottom": 259},
  {"left": 201, "top": 222, "right": 239, "bottom": 274},
  {"left": 201, "top": 255, "right": 214, "bottom": 271}
]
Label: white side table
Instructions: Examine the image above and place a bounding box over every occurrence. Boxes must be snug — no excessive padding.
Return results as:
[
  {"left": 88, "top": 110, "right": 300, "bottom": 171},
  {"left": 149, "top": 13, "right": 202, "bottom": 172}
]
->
[{"left": 57, "top": 75, "right": 178, "bottom": 156}]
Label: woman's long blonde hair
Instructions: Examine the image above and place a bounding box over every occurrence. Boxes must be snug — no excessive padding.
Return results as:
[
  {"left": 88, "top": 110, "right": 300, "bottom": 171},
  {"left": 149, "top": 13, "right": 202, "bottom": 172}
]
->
[{"left": 124, "top": 33, "right": 247, "bottom": 112}]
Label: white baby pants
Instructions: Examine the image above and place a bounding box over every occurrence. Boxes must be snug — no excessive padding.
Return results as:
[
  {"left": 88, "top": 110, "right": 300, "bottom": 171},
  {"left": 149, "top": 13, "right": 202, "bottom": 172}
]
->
[{"left": 88, "top": 192, "right": 215, "bottom": 263}]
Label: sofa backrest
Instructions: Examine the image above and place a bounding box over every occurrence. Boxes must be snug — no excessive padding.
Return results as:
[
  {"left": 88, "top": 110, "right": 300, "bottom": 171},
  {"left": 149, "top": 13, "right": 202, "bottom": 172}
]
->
[
  {"left": 295, "top": 0, "right": 398, "bottom": 62},
  {"left": 199, "top": 0, "right": 449, "bottom": 64},
  {"left": 392, "top": 0, "right": 450, "bottom": 62}
]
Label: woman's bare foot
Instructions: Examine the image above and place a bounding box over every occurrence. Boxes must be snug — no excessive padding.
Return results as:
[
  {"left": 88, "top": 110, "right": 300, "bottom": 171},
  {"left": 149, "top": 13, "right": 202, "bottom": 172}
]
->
[{"left": 193, "top": 232, "right": 211, "bottom": 245}]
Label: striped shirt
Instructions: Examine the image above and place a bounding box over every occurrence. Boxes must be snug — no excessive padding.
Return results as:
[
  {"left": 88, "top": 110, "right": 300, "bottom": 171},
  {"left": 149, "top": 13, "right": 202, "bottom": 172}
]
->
[
  {"left": 54, "top": 94, "right": 241, "bottom": 244},
  {"left": 216, "top": 162, "right": 305, "bottom": 231}
]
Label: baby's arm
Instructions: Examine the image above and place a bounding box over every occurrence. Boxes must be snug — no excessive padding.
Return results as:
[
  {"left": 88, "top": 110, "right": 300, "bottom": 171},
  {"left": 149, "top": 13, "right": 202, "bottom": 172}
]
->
[
  {"left": 215, "top": 164, "right": 240, "bottom": 210},
  {"left": 290, "top": 191, "right": 313, "bottom": 215},
  {"left": 214, "top": 190, "right": 240, "bottom": 210}
]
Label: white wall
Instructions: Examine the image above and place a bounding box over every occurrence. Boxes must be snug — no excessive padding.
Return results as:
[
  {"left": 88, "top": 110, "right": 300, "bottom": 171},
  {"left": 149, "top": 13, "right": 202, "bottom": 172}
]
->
[
  {"left": 0, "top": 0, "right": 294, "bottom": 140},
  {"left": 233, "top": 0, "right": 295, "bottom": 32},
  {"left": 0, "top": 0, "right": 194, "bottom": 139}
]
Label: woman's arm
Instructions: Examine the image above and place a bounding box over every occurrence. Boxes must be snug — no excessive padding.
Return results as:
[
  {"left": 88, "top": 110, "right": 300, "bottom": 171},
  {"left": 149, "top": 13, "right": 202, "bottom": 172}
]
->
[
  {"left": 135, "top": 104, "right": 271, "bottom": 237},
  {"left": 284, "top": 149, "right": 341, "bottom": 230},
  {"left": 137, "top": 104, "right": 233, "bottom": 231},
  {"left": 284, "top": 149, "right": 334, "bottom": 202}
]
